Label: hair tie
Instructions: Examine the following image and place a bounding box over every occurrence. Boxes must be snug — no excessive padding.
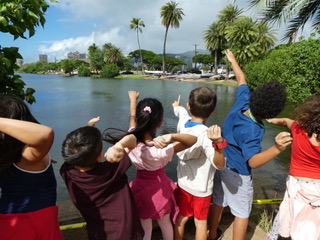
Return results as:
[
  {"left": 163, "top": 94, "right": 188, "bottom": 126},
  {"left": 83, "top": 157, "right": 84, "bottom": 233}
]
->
[{"left": 143, "top": 106, "right": 152, "bottom": 113}]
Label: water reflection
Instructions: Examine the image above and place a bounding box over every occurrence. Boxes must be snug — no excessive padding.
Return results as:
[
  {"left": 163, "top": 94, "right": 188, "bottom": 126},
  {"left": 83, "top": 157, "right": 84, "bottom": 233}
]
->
[{"left": 21, "top": 73, "right": 291, "bottom": 202}]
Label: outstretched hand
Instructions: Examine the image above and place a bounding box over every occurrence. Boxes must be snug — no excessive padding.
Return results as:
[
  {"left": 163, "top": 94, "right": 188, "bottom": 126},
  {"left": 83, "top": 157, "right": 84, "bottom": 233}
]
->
[
  {"left": 274, "top": 132, "right": 292, "bottom": 151},
  {"left": 128, "top": 91, "right": 140, "bottom": 101},
  {"left": 207, "top": 125, "right": 223, "bottom": 144},
  {"left": 104, "top": 142, "right": 124, "bottom": 163},
  {"left": 87, "top": 116, "right": 100, "bottom": 127},
  {"left": 172, "top": 95, "right": 181, "bottom": 108},
  {"left": 225, "top": 49, "right": 236, "bottom": 63}
]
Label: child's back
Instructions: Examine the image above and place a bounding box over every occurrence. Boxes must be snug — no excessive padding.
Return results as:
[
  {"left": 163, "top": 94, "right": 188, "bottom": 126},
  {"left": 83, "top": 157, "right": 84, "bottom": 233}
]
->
[
  {"left": 60, "top": 126, "right": 144, "bottom": 240},
  {"left": 173, "top": 87, "right": 226, "bottom": 240}
]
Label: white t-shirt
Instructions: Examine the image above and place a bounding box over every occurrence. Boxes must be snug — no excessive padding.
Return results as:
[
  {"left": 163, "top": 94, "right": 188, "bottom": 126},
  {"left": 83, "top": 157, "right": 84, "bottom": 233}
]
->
[{"left": 174, "top": 106, "right": 218, "bottom": 197}]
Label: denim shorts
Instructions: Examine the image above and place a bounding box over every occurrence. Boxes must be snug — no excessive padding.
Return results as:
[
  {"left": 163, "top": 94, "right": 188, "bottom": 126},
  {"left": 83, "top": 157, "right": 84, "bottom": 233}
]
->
[{"left": 212, "top": 167, "right": 253, "bottom": 218}]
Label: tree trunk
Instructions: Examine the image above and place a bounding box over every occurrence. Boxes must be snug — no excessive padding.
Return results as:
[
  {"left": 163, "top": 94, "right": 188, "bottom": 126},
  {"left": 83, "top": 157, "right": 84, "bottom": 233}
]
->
[
  {"left": 137, "top": 30, "right": 144, "bottom": 73},
  {"left": 162, "top": 26, "right": 169, "bottom": 74},
  {"left": 214, "top": 50, "right": 218, "bottom": 75}
]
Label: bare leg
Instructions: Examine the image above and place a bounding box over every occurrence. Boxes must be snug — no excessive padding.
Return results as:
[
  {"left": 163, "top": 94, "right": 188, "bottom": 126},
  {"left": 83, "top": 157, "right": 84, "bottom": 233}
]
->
[
  {"left": 208, "top": 204, "right": 224, "bottom": 239},
  {"left": 140, "top": 218, "right": 153, "bottom": 240},
  {"left": 174, "top": 214, "right": 189, "bottom": 240},
  {"left": 157, "top": 214, "right": 174, "bottom": 240},
  {"left": 233, "top": 217, "right": 249, "bottom": 240},
  {"left": 194, "top": 218, "right": 208, "bottom": 240}
]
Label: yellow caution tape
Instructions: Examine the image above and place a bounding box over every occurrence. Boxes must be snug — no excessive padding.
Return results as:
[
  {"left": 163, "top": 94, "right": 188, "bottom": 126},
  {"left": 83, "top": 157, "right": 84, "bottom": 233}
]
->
[
  {"left": 60, "top": 222, "right": 86, "bottom": 230},
  {"left": 59, "top": 198, "right": 283, "bottom": 231},
  {"left": 252, "top": 198, "right": 283, "bottom": 204}
]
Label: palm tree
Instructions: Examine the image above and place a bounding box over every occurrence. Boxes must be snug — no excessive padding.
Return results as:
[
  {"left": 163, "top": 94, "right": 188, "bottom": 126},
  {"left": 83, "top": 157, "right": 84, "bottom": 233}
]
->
[
  {"left": 103, "top": 44, "right": 124, "bottom": 67},
  {"left": 130, "top": 18, "right": 145, "bottom": 73},
  {"left": 203, "top": 22, "right": 227, "bottom": 74},
  {"left": 217, "top": 4, "right": 243, "bottom": 32},
  {"left": 249, "top": 0, "right": 320, "bottom": 42},
  {"left": 225, "top": 16, "right": 276, "bottom": 66},
  {"left": 160, "top": 1, "right": 184, "bottom": 73}
]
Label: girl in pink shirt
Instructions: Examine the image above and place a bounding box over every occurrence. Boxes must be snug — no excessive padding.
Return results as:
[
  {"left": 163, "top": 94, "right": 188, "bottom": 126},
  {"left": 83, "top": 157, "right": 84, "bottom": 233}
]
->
[{"left": 126, "top": 91, "right": 197, "bottom": 240}]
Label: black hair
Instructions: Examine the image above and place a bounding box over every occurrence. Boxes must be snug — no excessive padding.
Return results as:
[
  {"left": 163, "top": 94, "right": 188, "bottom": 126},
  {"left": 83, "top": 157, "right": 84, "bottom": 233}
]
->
[
  {"left": 62, "top": 126, "right": 102, "bottom": 168},
  {"left": 250, "top": 81, "right": 287, "bottom": 119},
  {"left": 294, "top": 95, "right": 320, "bottom": 138},
  {"left": 0, "top": 95, "right": 39, "bottom": 171},
  {"left": 189, "top": 86, "right": 217, "bottom": 118},
  {"left": 130, "top": 98, "right": 164, "bottom": 143},
  {"left": 103, "top": 98, "right": 163, "bottom": 144}
]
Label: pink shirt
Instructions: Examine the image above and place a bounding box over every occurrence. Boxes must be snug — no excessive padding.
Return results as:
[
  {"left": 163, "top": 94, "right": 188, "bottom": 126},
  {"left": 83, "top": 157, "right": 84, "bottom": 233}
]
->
[{"left": 129, "top": 142, "right": 174, "bottom": 171}]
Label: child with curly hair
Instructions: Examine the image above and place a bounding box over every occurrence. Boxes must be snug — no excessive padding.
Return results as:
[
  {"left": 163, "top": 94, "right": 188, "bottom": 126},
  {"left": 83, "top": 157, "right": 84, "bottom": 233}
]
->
[
  {"left": 266, "top": 95, "right": 320, "bottom": 240},
  {"left": 208, "top": 50, "right": 292, "bottom": 240}
]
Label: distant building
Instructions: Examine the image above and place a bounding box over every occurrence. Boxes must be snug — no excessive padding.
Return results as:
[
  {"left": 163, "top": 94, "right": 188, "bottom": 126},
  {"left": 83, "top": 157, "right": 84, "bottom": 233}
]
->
[
  {"left": 16, "top": 58, "right": 24, "bottom": 66},
  {"left": 39, "top": 54, "right": 48, "bottom": 62},
  {"left": 67, "top": 51, "right": 86, "bottom": 60}
]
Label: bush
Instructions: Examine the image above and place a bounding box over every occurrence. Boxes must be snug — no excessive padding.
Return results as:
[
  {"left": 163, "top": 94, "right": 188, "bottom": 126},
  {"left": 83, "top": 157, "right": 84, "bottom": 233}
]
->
[
  {"left": 244, "top": 37, "right": 320, "bottom": 106},
  {"left": 100, "top": 64, "right": 120, "bottom": 78},
  {"left": 77, "top": 65, "right": 91, "bottom": 77}
]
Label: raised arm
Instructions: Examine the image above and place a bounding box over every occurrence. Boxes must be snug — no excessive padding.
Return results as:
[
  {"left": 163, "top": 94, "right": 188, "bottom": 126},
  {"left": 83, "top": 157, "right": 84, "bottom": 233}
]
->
[
  {"left": 128, "top": 90, "right": 139, "bottom": 128},
  {"left": 207, "top": 125, "right": 226, "bottom": 169},
  {"left": 104, "top": 134, "right": 137, "bottom": 162},
  {"left": 248, "top": 131, "right": 292, "bottom": 169},
  {"left": 172, "top": 95, "right": 181, "bottom": 109},
  {"left": 87, "top": 116, "right": 100, "bottom": 127},
  {"left": 267, "top": 118, "right": 294, "bottom": 129},
  {"left": 0, "top": 118, "right": 54, "bottom": 164},
  {"left": 226, "top": 50, "right": 246, "bottom": 87},
  {"left": 155, "top": 133, "right": 197, "bottom": 153}
]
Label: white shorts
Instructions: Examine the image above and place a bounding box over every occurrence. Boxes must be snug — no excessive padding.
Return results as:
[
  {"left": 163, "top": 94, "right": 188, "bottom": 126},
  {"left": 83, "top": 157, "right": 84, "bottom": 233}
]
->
[{"left": 212, "top": 167, "right": 253, "bottom": 218}]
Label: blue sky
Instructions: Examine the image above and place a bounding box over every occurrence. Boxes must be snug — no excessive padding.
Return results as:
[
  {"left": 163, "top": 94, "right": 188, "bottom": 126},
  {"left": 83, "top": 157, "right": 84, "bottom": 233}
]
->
[{"left": 1, "top": 0, "right": 314, "bottom": 63}]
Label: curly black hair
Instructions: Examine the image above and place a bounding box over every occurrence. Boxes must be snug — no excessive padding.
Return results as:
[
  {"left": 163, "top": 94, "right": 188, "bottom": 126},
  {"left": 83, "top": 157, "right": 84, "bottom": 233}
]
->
[
  {"left": 294, "top": 95, "right": 320, "bottom": 138},
  {"left": 249, "top": 81, "right": 287, "bottom": 119}
]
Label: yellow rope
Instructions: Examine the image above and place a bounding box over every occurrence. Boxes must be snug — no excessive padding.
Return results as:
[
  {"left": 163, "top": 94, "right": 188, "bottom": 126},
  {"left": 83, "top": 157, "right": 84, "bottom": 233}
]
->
[{"left": 59, "top": 198, "right": 284, "bottom": 231}]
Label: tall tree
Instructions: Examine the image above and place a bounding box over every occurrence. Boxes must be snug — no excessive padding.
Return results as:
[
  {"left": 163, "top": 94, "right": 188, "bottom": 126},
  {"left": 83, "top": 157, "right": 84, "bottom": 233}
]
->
[
  {"left": 160, "top": 1, "right": 184, "bottom": 73},
  {"left": 225, "top": 16, "right": 276, "bottom": 66},
  {"left": 0, "top": 0, "right": 54, "bottom": 103},
  {"left": 249, "top": 0, "right": 320, "bottom": 42},
  {"left": 203, "top": 22, "right": 227, "bottom": 74},
  {"left": 130, "top": 18, "right": 145, "bottom": 72},
  {"left": 103, "top": 43, "right": 124, "bottom": 68}
]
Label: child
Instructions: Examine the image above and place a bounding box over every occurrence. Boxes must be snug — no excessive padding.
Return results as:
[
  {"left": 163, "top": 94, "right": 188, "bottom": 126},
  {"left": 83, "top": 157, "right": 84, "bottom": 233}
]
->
[
  {"left": 208, "top": 50, "right": 292, "bottom": 240},
  {"left": 172, "top": 87, "right": 226, "bottom": 240},
  {"left": 266, "top": 95, "right": 320, "bottom": 240},
  {"left": 127, "top": 91, "right": 197, "bottom": 240},
  {"left": 0, "top": 95, "right": 63, "bottom": 240},
  {"left": 60, "top": 117, "right": 144, "bottom": 240}
]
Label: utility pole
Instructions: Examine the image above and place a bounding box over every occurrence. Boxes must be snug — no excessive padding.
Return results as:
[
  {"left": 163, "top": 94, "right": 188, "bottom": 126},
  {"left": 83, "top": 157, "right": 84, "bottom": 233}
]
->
[{"left": 193, "top": 44, "right": 198, "bottom": 69}]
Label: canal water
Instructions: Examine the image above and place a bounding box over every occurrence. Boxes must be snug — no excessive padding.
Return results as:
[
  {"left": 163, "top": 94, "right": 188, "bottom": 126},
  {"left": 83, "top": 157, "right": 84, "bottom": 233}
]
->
[{"left": 21, "top": 73, "right": 292, "bottom": 202}]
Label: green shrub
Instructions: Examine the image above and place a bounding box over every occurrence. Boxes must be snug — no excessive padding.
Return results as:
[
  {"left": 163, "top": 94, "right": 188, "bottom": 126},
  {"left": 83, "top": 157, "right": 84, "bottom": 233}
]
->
[
  {"left": 77, "top": 65, "right": 91, "bottom": 77},
  {"left": 244, "top": 37, "right": 320, "bottom": 106},
  {"left": 100, "top": 64, "right": 120, "bottom": 78}
]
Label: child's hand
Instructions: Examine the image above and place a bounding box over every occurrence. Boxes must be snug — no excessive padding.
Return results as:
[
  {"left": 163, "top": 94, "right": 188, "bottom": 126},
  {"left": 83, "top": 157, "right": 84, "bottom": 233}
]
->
[
  {"left": 128, "top": 91, "right": 140, "bottom": 101},
  {"left": 225, "top": 49, "right": 236, "bottom": 63},
  {"left": 275, "top": 132, "right": 292, "bottom": 151},
  {"left": 172, "top": 95, "right": 181, "bottom": 108},
  {"left": 207, "top": 125, "right": 223, "bottom": 144},
  {"left": 153, "top": 134, "right": 172, "bottom": 149},
  {"left": 104, "top": 142, "right": 124, "bottom": 163},
  {"left": 87, "top": 117, "right": 100, "bottom": 127},
  {"left": 266, "top": 118, "right": 277, "bottom": 124}
]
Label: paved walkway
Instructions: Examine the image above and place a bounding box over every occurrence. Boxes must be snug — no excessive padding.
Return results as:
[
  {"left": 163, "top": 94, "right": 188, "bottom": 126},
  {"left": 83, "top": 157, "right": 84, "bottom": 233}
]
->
[{"left": 57, "top": 200, "right": 267, "bottom": 240}]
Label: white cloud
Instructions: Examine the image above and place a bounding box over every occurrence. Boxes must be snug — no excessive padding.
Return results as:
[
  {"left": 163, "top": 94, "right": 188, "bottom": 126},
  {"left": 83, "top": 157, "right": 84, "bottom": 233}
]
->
[{"left": 35, "top": 0, "right": 314, "bottom": 63}]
